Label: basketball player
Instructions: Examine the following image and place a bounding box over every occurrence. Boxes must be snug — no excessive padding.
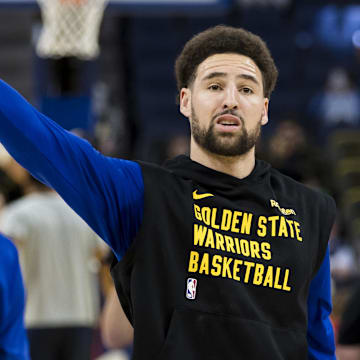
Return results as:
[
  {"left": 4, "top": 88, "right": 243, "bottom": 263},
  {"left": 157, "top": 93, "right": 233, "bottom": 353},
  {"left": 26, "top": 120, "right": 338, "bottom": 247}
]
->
[
  {"left": 1, "top": 174, "right": 107, "bottom": 360},
  {"left": 0, "top": 233, "right": 29, "bottom": 359},
  {"left": 0, "top": 25, "right": 335, "bottom": 359}
]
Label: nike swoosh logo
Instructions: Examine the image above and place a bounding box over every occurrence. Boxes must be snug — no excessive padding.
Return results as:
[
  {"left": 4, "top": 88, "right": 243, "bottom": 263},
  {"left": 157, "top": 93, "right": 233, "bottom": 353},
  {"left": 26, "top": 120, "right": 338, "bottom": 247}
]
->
[{"left": 193, "top": 190, "right": 214, "bottom": 200}]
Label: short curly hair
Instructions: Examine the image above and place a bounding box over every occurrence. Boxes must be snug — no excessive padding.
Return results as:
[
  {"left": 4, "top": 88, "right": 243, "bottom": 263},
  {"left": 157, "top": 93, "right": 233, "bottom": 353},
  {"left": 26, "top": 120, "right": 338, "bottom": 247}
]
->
[{"left": 175, "top": 25, "right": 278, "bottom": 99}]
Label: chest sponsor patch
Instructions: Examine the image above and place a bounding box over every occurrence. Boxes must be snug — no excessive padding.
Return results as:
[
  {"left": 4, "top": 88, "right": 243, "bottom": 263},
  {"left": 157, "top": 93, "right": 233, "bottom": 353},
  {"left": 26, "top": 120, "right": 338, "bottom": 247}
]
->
[{"left": 270, "top": 199, "right": 296, "bottom": 216}]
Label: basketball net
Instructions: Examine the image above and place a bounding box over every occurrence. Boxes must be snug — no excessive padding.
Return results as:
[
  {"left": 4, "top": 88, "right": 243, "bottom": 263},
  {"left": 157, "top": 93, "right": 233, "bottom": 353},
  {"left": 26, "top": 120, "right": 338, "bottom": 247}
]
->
[{"left": 36, "top": 0, "right": 109, "bottom": 60}]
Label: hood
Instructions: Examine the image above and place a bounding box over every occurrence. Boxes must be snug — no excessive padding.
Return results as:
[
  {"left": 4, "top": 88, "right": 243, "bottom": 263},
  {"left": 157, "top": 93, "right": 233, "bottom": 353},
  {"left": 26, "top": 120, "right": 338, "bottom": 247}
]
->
[{"left": 164, "top": 155, "right": 271, "bottom": 196}]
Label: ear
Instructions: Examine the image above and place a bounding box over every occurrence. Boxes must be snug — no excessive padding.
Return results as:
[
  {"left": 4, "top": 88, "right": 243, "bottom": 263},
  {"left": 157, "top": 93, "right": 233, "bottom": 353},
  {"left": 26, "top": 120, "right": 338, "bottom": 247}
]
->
[
  {"left": 180, "top": 88, "right": 191, "bottom": 118},
  {"left": 260, "top": 98, "right": 269, "bottom": 125}
]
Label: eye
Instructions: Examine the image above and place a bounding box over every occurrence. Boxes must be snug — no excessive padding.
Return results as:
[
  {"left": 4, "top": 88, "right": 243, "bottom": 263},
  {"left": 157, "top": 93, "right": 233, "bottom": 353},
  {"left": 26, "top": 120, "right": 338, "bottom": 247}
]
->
[
  {"left": 208, "top": 84, "right": 222, "bottom": 91},
  {"left": 240, "top": 87, "right": 253, "bottom": 95}
]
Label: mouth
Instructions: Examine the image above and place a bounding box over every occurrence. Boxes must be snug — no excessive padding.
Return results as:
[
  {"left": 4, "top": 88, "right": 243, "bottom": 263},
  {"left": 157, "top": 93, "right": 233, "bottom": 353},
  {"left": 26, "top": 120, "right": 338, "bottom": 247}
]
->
[
  {"left": 215, "top": 114, "right": 241, "bottom": 131},
  {"left": 216, "top": 114, "right": 241, "bottom": 126}
]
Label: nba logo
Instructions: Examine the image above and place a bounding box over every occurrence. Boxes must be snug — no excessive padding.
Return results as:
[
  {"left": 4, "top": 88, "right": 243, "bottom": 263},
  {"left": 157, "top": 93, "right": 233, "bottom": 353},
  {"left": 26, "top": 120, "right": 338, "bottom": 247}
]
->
[{"left": 186, "top": 278, "right": 197, "bottom": 300}]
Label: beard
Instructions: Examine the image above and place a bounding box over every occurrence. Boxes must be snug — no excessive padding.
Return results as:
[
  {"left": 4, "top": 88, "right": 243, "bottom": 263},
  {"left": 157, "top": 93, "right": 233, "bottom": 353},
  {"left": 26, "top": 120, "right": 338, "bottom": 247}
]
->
[{"left": 190, "top": 106, "right": 262, "bottom": 157}]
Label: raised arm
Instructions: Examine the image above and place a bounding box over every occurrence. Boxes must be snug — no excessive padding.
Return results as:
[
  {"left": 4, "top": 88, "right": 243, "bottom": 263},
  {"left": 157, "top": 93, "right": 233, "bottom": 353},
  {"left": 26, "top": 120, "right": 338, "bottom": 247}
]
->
[{"left": 0, "top": 80, "right": 143, "bottom": 257}]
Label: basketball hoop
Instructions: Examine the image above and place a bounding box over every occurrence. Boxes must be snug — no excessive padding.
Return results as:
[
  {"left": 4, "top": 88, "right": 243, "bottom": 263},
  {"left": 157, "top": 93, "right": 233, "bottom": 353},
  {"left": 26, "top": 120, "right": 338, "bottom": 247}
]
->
[{"left": 36, "top": 0, "right": 109, "bottom": 60}]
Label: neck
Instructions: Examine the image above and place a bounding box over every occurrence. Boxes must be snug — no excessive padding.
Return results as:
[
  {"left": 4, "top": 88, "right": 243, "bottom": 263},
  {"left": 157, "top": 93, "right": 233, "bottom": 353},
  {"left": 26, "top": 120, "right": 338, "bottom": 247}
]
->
[{"left": 190, "top": 139, "right": 256, "bottom": 179}]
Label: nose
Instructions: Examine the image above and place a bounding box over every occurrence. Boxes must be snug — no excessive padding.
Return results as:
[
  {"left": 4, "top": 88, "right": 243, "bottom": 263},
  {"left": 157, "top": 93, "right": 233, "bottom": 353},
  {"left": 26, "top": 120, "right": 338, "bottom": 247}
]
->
[{"left": 222, "top": 86, "right": 238, "bottom": 110}]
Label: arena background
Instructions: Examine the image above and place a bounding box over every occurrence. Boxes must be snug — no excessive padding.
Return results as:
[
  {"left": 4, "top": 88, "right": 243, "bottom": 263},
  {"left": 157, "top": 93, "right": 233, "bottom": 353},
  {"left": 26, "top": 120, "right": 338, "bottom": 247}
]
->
[{"left": 0, "top": 0, "right": 360, "bottom": 359}]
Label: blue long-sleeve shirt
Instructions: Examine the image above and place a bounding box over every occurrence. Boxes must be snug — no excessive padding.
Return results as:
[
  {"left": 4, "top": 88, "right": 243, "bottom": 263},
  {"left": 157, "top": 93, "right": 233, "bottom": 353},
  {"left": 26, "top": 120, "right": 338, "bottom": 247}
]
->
[
  {"left": 0, "top": 233, "right": 29, "bottom": 359},
  {"left": 0, "top": 80, "right": 335, "bottom": 358}
]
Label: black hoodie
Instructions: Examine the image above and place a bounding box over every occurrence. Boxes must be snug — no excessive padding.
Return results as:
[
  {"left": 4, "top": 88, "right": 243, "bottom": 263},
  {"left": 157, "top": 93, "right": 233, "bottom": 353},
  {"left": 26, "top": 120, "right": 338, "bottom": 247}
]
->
[{"left": 111, "top": 155, "right": 335, "bottom": 360}]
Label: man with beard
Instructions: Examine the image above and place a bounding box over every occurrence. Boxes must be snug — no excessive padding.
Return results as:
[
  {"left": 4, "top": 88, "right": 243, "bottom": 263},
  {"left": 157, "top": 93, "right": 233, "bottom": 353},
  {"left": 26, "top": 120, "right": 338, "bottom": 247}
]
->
[{"left": 0, "top": 26, "right": 335, "bottom": 359}]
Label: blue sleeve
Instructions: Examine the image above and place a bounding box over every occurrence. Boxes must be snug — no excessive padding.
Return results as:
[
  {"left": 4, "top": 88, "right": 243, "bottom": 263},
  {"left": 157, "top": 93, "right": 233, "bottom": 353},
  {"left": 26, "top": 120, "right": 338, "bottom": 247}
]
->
[
  {"left": 307, "top": 247, "right": 336, "bottom": 360},
  {"left": 0, "top": 79, "right": 143, "bottom": 259},
  {"left": 0, "top": 234, "right": 29, "bottom": 359}
]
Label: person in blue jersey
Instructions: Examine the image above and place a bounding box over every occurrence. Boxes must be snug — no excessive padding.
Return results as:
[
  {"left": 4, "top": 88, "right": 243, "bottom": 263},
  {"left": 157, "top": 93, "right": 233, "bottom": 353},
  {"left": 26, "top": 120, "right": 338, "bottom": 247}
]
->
[
  {"left": 0, "top": 25, "right": 335, "bottom": 359},
  {"left": 0, "top": 233, "right": 29, "bottom": 359}
]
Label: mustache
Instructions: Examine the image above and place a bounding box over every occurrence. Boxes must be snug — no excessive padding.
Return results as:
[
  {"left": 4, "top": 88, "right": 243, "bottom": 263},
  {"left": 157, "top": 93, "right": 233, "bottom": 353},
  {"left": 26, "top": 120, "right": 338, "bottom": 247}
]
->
[{"left": 211, "top": 110, "right": 244, "bottom": 125}]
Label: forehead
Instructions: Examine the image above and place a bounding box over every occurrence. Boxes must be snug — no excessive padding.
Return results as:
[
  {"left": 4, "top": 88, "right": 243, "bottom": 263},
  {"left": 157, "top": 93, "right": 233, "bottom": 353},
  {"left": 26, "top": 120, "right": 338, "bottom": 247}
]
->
[{"left": 195, "top": 53, "right": 262, "bottom": 82}]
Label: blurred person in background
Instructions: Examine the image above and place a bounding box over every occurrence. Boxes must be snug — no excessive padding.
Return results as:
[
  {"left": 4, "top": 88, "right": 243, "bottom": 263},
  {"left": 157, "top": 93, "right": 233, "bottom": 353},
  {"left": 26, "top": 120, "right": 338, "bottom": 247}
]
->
[
  {"left": 144, "top": 134, "right": 190, "bottom": 165},
  {"left": 96, "top": 252, "right": 133, "bottom": 360},
  {"left": 0, "top": 168, "right": 23, "bottom": 212},
  {"left": 0, "top": 232, "right": 29, "bottom": 359},
  {"left": 98, "top": 285, "right": 133, "bottom": 360},
  {"left": 0, "top": 166, "right": 108, "bottom": 360},
  {"left": 329, "top": 219, "right": 357, "bottom": 287},
  {"left": 0, "top": 25, "right": 336, "bottom": 359},
  {"left": 100, "top": 285, "right": 133, "bottom": 350},
  {"left": 260, "top": 117, "right": 334, "bottom": 190},
  {"left": 165, "top": 134, "right": 190, "bottom": 161},
  {"left": 335, "top": 281, "right": 360, "bottom": 360},
  {"left": 327, "top": 217, "right": 358, "bottom": 347},
  {"left": 0, "top": 145, "right": 24, "bottom": 211},
  {"left": 315, "top": 4, "right": 360, "bottom": 56},
  {"left": 309, "top": 67, "right": 360, "bottom": 140}
]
